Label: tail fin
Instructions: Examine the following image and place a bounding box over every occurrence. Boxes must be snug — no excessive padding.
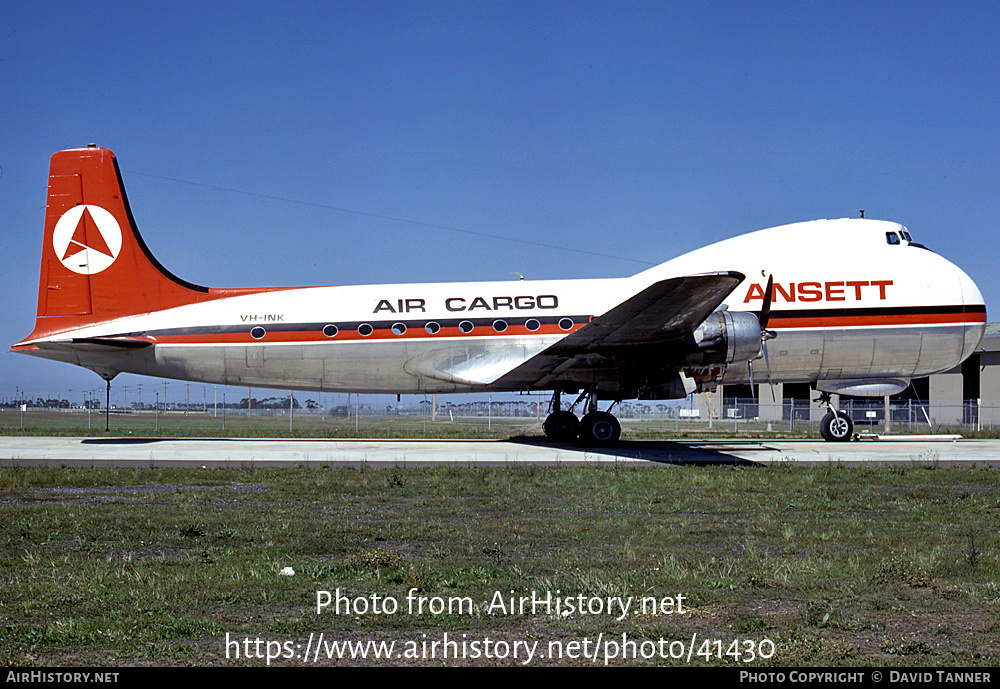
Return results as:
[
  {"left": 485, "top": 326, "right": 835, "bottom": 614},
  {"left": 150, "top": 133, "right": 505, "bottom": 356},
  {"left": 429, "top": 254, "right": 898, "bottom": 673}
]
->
[{"left": 23, "top": 145, "right": 211, "bottom": 341}]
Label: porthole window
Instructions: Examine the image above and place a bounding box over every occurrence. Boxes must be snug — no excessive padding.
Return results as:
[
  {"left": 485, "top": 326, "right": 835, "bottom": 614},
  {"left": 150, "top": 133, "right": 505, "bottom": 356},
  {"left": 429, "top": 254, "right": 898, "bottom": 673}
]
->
[
  {"left": 425, "top": 322, "right": 441, "bottom": 335},
  {"left": 322, "top": 324, "right": 339, "bottom": 338},
  {"left": 250, "top": 326, "right": 266, "bottom": 340},
  {"left": 492, "top": 319, "right": 508, "bottom": 333},
  {"left": 525, "top": 319, "right": 540, "bottom": 332},
  {"left": 558, "top": 318, "right": 574, "bottom": 331},
  {"left": 391, "top": 322, "right": 407, "bottom": 335},
  {"left": 358, "top": 323, "right": 374, "bottom": 337},
  {"left": 459, "top": 320, "right": 474, "bottom": 334}
]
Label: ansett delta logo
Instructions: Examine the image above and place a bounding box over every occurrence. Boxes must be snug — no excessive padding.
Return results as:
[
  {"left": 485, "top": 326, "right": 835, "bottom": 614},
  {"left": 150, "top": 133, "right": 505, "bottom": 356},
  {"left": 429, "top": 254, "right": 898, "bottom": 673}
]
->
[{"left": 52, "top": 205, "right": 122, "bottom": 275}]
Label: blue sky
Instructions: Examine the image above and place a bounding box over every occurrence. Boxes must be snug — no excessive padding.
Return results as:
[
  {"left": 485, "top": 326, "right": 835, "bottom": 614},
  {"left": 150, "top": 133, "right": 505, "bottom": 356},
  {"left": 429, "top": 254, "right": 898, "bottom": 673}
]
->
[{"left": 3, "top": 1, "right": 999, "bottom": 405}]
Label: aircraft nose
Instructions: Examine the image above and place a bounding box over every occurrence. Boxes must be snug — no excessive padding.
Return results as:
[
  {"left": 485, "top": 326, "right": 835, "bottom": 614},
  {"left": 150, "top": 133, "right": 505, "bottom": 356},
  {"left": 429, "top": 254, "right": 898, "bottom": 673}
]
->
[
  {"left": 952, "top": 260, "right": 987, "bottom": 362},
  {"left": 956, "top": 263, "right": 985, "bottom": 312}
]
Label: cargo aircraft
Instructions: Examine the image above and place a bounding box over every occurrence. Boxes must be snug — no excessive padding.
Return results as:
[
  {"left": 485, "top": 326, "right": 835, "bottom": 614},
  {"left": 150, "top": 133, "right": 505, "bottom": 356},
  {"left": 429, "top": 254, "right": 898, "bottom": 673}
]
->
[{"left": 12, "top": 146, "right": 987, "bottom": 444}]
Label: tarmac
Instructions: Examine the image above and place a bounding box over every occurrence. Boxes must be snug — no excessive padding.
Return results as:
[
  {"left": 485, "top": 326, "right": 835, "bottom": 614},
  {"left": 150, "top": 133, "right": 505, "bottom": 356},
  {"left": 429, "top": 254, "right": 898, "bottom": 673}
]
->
[{"left": 0, "top": 435, "right": 997, "bottom": 467}]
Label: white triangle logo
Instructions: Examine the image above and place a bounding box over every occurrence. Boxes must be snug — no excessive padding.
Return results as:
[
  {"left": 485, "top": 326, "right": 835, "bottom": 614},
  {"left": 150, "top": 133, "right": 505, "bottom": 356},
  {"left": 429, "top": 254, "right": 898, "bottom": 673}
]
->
[{"left": 52, "top": 205, "right": 123, "bottom": 275}]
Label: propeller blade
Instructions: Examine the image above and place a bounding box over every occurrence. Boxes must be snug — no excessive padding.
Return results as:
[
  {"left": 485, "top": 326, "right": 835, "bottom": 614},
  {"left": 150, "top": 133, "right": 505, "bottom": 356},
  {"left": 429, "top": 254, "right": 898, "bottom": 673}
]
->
[
  {"left": 763, "top": 340, "right": 775, "bottom": 402},
  {"left": 759, "top": 274, "right": 774, "bottom": 331},
  {"left": 758, "top": 273, "right": 777, "bottom": 403}
]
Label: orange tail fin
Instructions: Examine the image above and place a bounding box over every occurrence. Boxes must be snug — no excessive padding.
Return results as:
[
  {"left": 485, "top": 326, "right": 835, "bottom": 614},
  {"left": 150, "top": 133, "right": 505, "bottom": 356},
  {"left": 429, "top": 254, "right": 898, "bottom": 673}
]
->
[{"left": 25, "top": 146, "right": 211, "bottom": 341}]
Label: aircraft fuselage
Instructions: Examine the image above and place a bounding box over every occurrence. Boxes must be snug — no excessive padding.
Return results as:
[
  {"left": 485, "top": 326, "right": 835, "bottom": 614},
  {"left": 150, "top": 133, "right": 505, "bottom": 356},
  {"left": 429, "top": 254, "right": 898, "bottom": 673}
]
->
[{"left": 18, "top": 220, "right": 984, "bottom": 396}]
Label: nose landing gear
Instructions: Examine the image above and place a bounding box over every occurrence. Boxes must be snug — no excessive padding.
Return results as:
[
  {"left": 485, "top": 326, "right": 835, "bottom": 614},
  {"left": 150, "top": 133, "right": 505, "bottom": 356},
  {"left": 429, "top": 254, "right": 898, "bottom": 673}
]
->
[{"left": 817, "top": 392, "right": 854, "bottom": 442}]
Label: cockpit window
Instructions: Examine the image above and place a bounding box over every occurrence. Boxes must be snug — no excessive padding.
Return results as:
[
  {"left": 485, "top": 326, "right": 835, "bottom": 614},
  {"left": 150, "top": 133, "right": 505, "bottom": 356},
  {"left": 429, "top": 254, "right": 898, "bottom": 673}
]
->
[
  {"left": 900, "top": 230, "right": 912, "bottom": 242},
  {"left": 886, "top": 232, "right": 900, "bottom": 245}
]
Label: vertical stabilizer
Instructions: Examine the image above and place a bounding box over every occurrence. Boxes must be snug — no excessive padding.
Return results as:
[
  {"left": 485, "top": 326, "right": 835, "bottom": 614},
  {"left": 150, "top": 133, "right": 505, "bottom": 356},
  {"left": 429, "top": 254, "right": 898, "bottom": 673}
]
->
[{"left": 26, "top": 146, "right": 210, "bottom": 340}]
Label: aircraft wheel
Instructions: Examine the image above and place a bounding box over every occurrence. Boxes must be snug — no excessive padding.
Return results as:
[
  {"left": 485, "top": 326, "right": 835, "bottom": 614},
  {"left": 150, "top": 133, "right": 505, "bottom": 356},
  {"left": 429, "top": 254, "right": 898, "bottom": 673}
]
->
[
  {"left": 820, "top": 410, "right": 853, "bottom": 442},
  {"left": 543, "top": 411, "right": 579, "bottom": 441},
  {"left": 579, "top": 411, "right": 621, "bottom": 446}
]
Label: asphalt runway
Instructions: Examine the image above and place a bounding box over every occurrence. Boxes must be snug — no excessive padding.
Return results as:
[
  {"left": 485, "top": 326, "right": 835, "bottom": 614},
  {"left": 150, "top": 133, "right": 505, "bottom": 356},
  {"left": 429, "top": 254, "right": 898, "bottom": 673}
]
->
[{"left": 1, "top": 435, "right": 998, "bottom": 467}]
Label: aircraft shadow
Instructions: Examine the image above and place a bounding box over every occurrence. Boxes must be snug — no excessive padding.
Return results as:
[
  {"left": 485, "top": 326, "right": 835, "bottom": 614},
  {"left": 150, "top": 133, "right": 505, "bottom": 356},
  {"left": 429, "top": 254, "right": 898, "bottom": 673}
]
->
[
  {"left": 508, "top": 437, "right": 762, "bottom": 466},
  {"left": 82, "top": 437, "right": 165, "bottom": 445},
  {"left": 79, "top": 436, "right": 761, "bottom": 466}
]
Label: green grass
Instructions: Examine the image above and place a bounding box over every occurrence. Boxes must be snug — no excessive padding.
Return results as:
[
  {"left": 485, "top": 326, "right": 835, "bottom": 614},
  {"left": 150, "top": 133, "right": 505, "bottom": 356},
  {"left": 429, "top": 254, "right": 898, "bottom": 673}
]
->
[{"left": 2, "top": 463, "right": 999, "bottom": 666}]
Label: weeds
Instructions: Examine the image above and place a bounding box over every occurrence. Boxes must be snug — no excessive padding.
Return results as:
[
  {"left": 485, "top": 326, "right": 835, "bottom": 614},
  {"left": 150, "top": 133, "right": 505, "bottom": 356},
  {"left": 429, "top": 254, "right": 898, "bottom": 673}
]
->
[{"left": 0, "top": 464, "right": 998, "bottom": 666}]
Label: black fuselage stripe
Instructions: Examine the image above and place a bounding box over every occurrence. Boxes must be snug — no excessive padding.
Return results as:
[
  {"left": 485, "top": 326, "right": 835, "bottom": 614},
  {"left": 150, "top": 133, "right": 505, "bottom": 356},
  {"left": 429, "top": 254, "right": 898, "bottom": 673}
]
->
[{"left": 768, "top": 304, "right": 984, "bottom": 319}]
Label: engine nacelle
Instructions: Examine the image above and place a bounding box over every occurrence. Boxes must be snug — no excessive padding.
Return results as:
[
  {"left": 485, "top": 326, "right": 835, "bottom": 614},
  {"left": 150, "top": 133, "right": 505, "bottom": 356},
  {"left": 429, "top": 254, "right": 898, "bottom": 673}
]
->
[{"left": 692, "top": 310, "right": 762, "bottom": 364}]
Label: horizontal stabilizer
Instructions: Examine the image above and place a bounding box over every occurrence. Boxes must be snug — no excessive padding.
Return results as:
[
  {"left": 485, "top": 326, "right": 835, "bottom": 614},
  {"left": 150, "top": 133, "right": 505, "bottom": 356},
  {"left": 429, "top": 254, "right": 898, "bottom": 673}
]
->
[{"left": 26, "top": 337, "right": 153, "bottom": 352}]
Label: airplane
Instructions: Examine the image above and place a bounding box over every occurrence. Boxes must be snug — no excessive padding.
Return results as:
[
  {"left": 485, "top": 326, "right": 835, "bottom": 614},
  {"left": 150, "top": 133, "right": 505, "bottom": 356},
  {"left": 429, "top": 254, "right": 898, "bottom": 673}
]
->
[{"left": 12, "top": 145, "right": 987, "bottom": 444}]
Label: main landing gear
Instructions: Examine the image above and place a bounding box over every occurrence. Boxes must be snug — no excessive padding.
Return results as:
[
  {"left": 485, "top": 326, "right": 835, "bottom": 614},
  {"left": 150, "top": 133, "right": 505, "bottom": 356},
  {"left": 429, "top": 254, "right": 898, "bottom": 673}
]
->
[
  {"left": 817, "top": 392, "right": 854, "bottom": 442},
  {"left": 542, "top": 389, "right": 622, "bottom": 446}
]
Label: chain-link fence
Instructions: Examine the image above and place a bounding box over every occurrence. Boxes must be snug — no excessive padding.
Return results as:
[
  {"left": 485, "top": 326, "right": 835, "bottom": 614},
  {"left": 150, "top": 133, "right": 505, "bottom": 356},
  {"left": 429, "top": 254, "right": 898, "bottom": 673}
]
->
[
  {"left": 683, "top": 398, "right": 996, "bottom": 435},
  {"left": 1, "top": 391, "right": 995, "bottom": 436},
  {"left": 0, "top": 392, "right": 549, "bottom": 436}
]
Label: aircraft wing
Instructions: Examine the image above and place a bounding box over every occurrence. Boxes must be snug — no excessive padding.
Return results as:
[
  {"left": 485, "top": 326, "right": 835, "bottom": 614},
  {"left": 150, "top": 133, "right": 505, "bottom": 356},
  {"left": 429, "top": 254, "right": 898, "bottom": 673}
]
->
[{"left": 492, "top": 271, "right": 745, "bottom": 389}]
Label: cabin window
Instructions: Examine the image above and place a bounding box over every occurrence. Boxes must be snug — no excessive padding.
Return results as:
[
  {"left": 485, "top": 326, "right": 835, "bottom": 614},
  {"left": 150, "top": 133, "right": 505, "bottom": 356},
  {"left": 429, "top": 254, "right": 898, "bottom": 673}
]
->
[
  {"left": 391, "top": 322, "right": 407, "bottom": 335},
  {"left": 322, "top": 324, "right": 338, "bottom": 338},
  {"left": 559, "top": 318, "right": 574, "bottom": 331},
  {"left": 358, "top": 323, "right": 373, "bottom": 337},
  {"left": 425, "top": 322, "right": 441, "bottom": 335},
  {"left": 493, "top": 320, "right": 508, "bottom": 333},
  {"left": 459, "top": 320, "right": 474, "bottom": 334},
  {"left": 525, "top": 319, "right": 540, "bottom": 332},
  {"left": 886, "top": 232, "right": 900, "bottom": 245},
  {"left": 250, "top": 326, "right": 266, "bottom": 340}
]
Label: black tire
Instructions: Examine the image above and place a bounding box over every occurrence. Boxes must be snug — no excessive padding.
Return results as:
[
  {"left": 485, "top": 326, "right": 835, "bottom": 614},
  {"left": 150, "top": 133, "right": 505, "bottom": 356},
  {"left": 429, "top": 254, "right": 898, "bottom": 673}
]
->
[
  {"left": 579, "top": 411, "right": 621, "bottom": 446},
  {"left": 820, "top": 410, "right": 853, "bottom": 442},
  {"left": 543, "top": 410, "right": 579, "bottom": 441}
]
